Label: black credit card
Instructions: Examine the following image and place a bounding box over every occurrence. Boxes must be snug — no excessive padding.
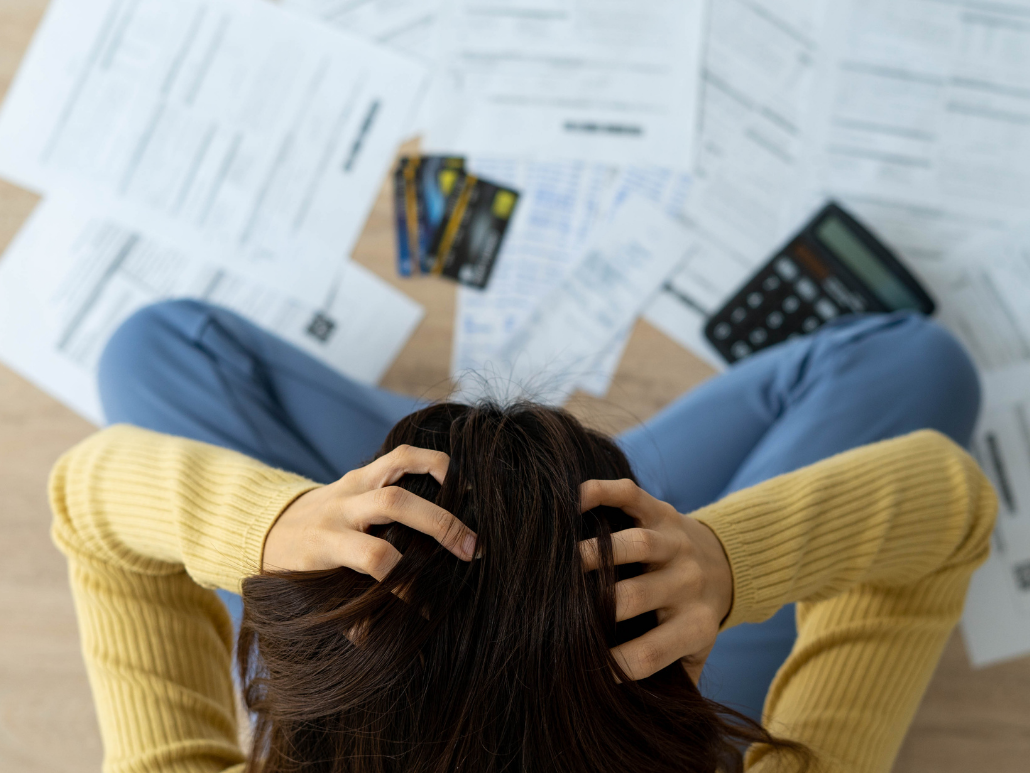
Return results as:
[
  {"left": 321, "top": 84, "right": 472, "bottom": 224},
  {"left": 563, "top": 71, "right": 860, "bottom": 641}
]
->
[{"left": 431, "top": 173, "right": 519, "bottom": 289}]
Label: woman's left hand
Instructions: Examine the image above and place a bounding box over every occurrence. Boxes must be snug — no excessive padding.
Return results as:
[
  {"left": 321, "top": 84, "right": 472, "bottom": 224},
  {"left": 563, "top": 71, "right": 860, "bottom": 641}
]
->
[{"left": 578, "top": 479, "right": 734, "bottom": 684}]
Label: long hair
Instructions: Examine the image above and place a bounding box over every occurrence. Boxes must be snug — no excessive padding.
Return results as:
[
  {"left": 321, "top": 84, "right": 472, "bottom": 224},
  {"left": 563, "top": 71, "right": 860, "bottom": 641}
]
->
[{"left": 238, "top": 402, "right": 808, "bottom": 772}]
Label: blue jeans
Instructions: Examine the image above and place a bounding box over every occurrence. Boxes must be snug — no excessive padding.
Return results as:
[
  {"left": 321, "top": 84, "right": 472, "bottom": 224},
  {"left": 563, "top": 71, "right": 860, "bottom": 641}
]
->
[{"left": 97, "top": 301, "right": 980, "bottom": 722}]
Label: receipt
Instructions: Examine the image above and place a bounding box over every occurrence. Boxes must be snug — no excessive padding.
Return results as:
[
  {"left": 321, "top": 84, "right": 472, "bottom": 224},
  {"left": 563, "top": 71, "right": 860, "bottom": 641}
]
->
[
  {"left": 0, "top": 0, "right": 428, "bottom": 298},
  {"left": 426, "top": 0, "right": 708, "bottom": 166},
  {"left": 487, "top": 195, "right": 698, "bottom": 405},
  {"left": 0, "top": 192, "right": 423, "bottom": 424}
]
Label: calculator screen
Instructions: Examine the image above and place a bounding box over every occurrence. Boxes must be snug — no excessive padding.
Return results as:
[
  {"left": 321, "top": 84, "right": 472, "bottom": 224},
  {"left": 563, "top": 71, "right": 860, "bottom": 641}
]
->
[{"left": 814, "top": 215, "right": 923, "bottom": 311}]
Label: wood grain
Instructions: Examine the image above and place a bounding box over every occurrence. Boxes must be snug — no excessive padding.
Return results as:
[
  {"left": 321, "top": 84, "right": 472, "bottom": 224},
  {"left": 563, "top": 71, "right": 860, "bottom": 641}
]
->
[{"left": 1, "top": 1, "right": 1029, "bottom": 770}]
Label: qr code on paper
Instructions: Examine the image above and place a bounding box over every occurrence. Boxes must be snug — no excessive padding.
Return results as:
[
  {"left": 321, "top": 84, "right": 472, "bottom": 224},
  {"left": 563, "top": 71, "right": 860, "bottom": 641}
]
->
[{"left": 306, "top": 312, "right": 336, "bottom": 343}]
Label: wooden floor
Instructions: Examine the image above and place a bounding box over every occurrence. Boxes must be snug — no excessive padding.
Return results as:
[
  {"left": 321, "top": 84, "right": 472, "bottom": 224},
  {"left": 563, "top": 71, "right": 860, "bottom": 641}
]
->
[{"left": 2, "top": 1, "right": 1030, "bottom": 769}]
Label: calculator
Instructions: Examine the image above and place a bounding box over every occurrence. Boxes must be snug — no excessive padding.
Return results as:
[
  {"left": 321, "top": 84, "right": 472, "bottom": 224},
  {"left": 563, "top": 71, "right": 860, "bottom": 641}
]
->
[{"left": 703, "top": 202, "right": 936, "bottom": 364}]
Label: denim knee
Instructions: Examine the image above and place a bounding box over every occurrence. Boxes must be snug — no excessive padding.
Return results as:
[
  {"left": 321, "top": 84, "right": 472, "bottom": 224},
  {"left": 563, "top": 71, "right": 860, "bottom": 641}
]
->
[
  {"left": 97, "top": 300, "right": 214, "bottom": 424},
  {"left": 831, "top": 313, "right": 982, "bottom": 445}
]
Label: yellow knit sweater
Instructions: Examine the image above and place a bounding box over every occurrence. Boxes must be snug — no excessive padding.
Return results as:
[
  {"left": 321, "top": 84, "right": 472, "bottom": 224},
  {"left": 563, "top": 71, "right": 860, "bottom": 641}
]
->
[{"left": 49, "top": 425, "right": 997, "bottom": 773}]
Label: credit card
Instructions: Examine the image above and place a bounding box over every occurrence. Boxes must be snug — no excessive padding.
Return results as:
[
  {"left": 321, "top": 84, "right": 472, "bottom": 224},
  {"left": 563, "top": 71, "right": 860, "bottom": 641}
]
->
[
  {"left": 417, "top": 156, "right": 465, "bottom": 274},
  {"left": 392, "top": 157, "right": 418, "bottom": 276},
  {"left": 431, "top": 173, "right": 519, "bottom": 289}
]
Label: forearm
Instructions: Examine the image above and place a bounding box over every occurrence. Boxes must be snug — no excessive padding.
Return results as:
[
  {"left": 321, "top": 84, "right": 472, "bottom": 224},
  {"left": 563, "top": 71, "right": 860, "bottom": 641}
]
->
[
  {"left": 692, "top": 430, "right": 996, "bottom": 627},
  {"left": 50, "top": 424, "right": 319, "bottom": 592}
]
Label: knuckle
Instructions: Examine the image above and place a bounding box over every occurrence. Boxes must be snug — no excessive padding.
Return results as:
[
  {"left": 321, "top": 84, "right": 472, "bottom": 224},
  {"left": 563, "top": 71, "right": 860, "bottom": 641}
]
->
[
  {"left": 372, "top": 486, "right": 403, "bottom": 510},
  {"left": 634, "top": 529, "right": 657, "bottom": 558},
  {"left": 360, "top": 541, "right": 391, "bottom": 573},
  {"left": 638, "top": 642, "right": 665, "bottom": 672},
  {"left": 623, "top": 581, "right": 649, "bottom": 612}
]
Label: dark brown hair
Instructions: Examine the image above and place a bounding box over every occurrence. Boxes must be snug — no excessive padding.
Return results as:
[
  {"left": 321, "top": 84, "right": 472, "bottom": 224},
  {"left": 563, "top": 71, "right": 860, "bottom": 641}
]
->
[{"left": 238, "top": 402, "right": 808, "bottom": 772}]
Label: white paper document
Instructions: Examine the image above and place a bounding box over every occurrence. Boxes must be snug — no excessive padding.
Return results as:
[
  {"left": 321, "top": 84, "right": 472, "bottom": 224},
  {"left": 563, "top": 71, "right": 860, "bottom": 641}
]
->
[
  {"left": 468, "top": 195, "right": 697, "bottom": 405},
  {"left": 811, "top": 0, "right": 1030, "bottom": 224},
  {"left": 0, "top": 193, "right": 423, "bottom": 425},
  {"left": 451, "top": 158, "right": 618, "bottom": 383},
  {"left": 0, "top": 0, "right": 428, "bottom": 298},
  {"left": 426, "top": 0, "right": 708, "bottom": 165},
  {"left": 643, "top": 0, "right": 829, "bottom": 368},
  {"left": 962, "top": 362, "right": 1030, "bottom": 667},
  {"left": 280, "top": 0, "right": 440, "bottom": 61},
  {"left": 926, "top": 226, "right": 1030, "bottom": 374},
  {"left": 451, "top": 160, "right": 692, "bottom": 398}
]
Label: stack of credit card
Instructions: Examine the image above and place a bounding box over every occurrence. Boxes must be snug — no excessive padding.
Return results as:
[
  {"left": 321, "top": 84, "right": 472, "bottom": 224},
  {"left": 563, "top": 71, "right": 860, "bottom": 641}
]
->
[{"left": 393, "top": 156, "right": 519, "bottom": 289}]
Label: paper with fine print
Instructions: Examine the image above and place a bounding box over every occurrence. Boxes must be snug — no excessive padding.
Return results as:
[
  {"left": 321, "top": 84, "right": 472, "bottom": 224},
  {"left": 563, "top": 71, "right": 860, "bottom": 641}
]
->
[
  {"left": 809, "top": 0, "right": 1030, "bottom": 225},
  {"left": 426, "top": 0, "right": 708, "bottom": 166},
  {"left": 450, "top": 161, "right": 692, "bottom": 399},
  {"left": 922, "top": 225, "right": 1030, "bottom": 374},
  {"left": 0, "top": 0, "right": 429, "bottom": 299},
  {"left": 481, "top": 195, "right": 699, "bottom": 406},
  {"left": 962, "top": 361, "right": 1030, "bottom": 668},
  {"left": 0, "top": 192, "right": 423, "bottom": 425},
  {"left": 642, "top": 0, "right": 829, "bottom": 367}
]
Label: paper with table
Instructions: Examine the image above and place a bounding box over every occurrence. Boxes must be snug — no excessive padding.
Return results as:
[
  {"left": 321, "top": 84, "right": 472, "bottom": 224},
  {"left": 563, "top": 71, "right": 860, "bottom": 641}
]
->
[
  {"left": 425, "top": 0, "right": 708, "bottom": 166},
  {"left": 0, "top": 191, "right": 423, "bottom": 426},
  {"left": 0, "top": 0, "right": 429, "bottom": 299},
  {"left": 453, "top": 194, "right": 699, "bottom": 405},
  {"left": 450, "top": 160, "right": 692, "bottom": 396}
]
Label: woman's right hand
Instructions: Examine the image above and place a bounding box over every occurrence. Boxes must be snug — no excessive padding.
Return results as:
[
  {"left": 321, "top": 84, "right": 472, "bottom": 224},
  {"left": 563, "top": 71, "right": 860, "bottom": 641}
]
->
[
  {"left": 578, "top": 479, "right": 734, "bottom": 683},
  {"left": 262, "top": 445, "right": 478, "bottom": 579}
]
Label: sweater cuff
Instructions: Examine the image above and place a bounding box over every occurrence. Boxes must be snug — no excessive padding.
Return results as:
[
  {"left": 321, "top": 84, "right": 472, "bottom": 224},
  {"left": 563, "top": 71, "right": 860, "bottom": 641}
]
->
[
  {"left": 215, "top": 472, "right": 320, "bottom": 594},
  {"left": 695, "top": 504, "right": 766, "bottom": 630}
]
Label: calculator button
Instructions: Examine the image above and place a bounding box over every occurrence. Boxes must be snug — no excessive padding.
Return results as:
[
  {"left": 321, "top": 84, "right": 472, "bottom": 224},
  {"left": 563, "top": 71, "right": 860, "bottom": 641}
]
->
[
  {"left": 796, "top": 277, "right": 818, "bottom": 302},
  {"left": 815, "top": 298, "right": 839, "bottom": 320},
  {"left": 713, "top": 322, "right": 732, "bottom": 340},
  {"left": 802, "top": 316, "right": 820, "bottom": 333},
  {"left": 746, "top": 291, "right": 764, "bottom": 308},
  {"left": 730, "top": 307, "right": 747, "bottom": 324},
  {"left": 782, "top": 295, "right": 800, "bottom": 313},
  {"left": 762, "top": 275, "right": 782, "bottom": 292},
  {"left": 775, "top": 257, "right": 800, "bottom": 281},
  {"left": 749, "top": 328, "right": 768, "bottom": 345},
  {"left": 731, "top": 341, "right": 752, "bottom": 360},
  {"left": 766, "top": 310, "right": 784, "bottom": 329}
]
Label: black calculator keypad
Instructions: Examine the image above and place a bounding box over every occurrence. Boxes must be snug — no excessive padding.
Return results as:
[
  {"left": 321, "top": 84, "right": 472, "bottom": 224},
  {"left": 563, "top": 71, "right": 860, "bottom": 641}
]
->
[{"left": 705, "top": 254, "right": 847, "bottom": 364}]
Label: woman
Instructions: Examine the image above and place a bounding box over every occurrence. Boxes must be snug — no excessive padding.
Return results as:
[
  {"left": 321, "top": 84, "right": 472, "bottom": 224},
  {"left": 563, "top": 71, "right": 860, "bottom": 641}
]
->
[{"left": 50, "top": 301, "right": 996, "bottom": 772}]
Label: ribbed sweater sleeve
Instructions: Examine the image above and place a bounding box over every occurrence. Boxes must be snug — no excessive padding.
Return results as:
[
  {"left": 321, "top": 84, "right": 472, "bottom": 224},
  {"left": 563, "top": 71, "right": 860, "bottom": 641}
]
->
[
  {"left": 692, "top": 429, "right": 998, "bottom": 773},
  {"left": 49, "top": 425, "right": 320, "bottom": 773}
]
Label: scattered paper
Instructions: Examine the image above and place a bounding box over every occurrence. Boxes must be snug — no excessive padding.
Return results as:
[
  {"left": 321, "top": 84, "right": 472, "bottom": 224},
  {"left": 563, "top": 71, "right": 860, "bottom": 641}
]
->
[
  {"left": 0, "top": 192, "right": 423, "bottom": 425},
  {"left": 0, "top": 0, "right": 428, "bottom": 298},
  {"left": 474, "top": 195, "right": 698, "bottom": 405},
  {"left": 279, "top": 0, "right": 440, "bottom": 135},
  {"left": 426, "top": 0, "right": 708, "bottom": 166},
  {"left": 810, "top": 0, "right": 1030, "bottom": 225},
  {"left": 962, "top": 361, "right": 1030, "bottom": 667},
  {"left": 926, "top": 227, "right": 1030, "bottom": 373},
  {"left": 451, "top": 160, "right": 692, "bottom": 398},
  {"left": 280, "top": 0, "right": 440, "bottom": 62},
  {"left": 643, "top": 0, "right": 829, "bottom": 368}
]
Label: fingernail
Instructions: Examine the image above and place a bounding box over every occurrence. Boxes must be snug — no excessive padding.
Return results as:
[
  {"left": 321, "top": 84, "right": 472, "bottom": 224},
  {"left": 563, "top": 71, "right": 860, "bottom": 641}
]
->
[{"left": 462, "top": 533, "right": 477, "bottom": 559}]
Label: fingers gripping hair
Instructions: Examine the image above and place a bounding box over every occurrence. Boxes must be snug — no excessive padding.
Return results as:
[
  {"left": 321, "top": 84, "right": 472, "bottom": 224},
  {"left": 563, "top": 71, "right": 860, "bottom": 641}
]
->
[{"left": 238, "top": 401, "right": 809, "bottom": 773}]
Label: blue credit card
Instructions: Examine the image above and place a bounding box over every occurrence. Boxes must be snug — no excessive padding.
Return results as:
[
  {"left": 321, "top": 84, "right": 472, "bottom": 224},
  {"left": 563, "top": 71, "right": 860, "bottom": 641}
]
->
[
  {"left": 393, "top": 157, "right": 419, "bottom": 276},
  {"left": 417, "top": 156, "right": 465, "bottom": 273}
]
